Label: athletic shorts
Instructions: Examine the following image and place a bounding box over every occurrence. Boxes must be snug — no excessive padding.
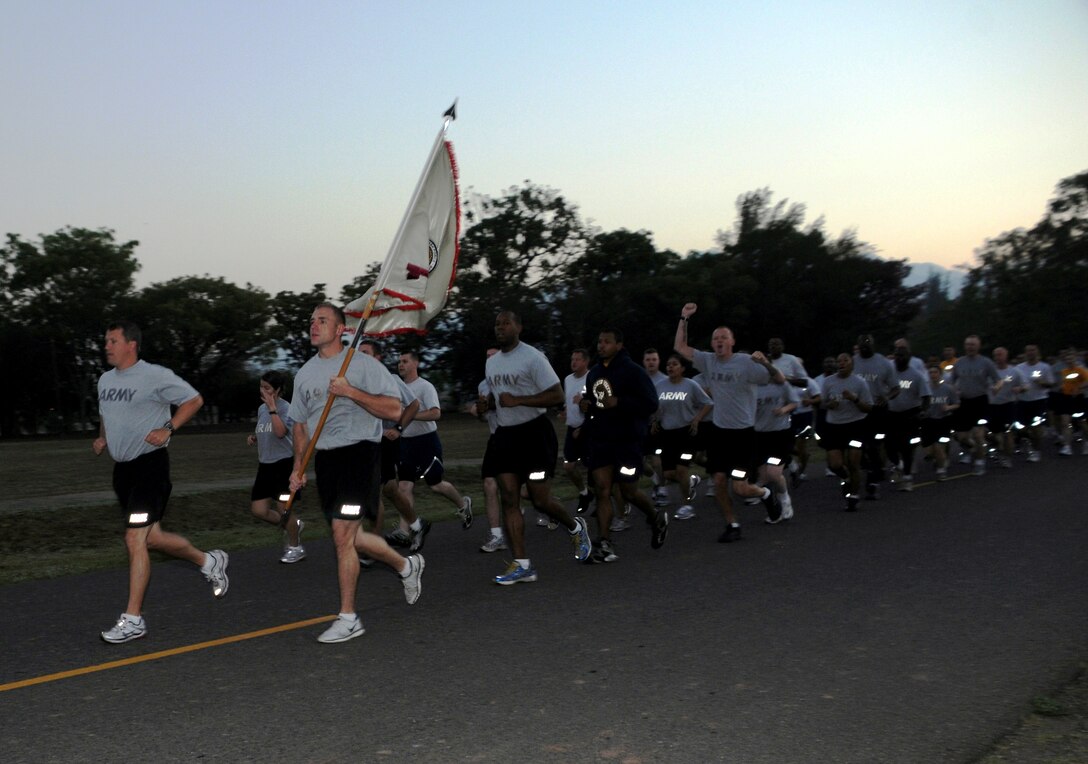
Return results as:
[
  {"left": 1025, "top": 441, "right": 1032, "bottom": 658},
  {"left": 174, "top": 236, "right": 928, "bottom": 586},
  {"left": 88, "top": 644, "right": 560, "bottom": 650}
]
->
[
  {"left": 113, "top": 448, "right": 172, "bottom": 528},
  {"left": 864, "top": 406, "right": 890, "bottom": 440},
  {"left": 490, "top": 414, "right": 558, "bottom": 482},
  {"left": 705, "top": 426, "right": 758, "bottom": 481},
  {"left": 1017, "top": 398, "right": 1048, "bottom": 427},
  {"left": 380, "top": 436, "right": 399, "bottom": 484},
  {"left": 921, "top": 417, "right": 954, "bottom": 448},
  {"left": 314, "top": 440, "right": 381, "bottom": 522},
  {"left": 586, "top": 437, "right": 647, "bottom": 483},
  {"left": 956, "top": 395, "right": 989, "bottom": 431},
  {"left": 642, "top": 427, "right": 662, "bottom": 458},
  {"left": 820, "top": 419, "right": 868, "bottom": 453},
  {"left": 692, "top": 420, "right": 716, "bottom": 454},
  {"left": 398, "top": 431, "right": 445, "bottom": 486},
  {"left": 563, "top": 425, "right": 586, "bottom": 464},
  {"left": 754, "top": 428, "right": 793, "bottom": 466},
  {"left": 987, "top": 402, "right": 1016, "bottom": 432},
  {"left": 1055, "top": 394, "right": 1085, "bottom": 417},
  {"left": 481, "top": 433, "right": 500, "bottom": 479},
  {"left": 250, "top": 456, "right": 295, "bottom": 502},
  {"left": 658, "top": 426, "right": 696, "bottom": 471},
  {"left": 790, "top": 410, "right": 814, "bottom": 438}
]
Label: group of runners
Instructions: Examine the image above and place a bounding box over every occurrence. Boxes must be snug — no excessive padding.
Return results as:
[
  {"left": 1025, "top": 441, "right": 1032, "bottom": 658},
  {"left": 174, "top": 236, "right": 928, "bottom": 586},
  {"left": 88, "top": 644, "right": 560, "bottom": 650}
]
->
[{"left": 91, "top": 302, "right": 1088, "bottom": 645}]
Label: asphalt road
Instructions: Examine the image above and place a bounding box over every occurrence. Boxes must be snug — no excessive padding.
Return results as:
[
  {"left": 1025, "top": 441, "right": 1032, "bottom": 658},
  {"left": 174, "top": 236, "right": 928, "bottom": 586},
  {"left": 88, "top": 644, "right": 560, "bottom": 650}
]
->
[{"left": 1, "top": 455, "right": 1086, "bottom": 763}]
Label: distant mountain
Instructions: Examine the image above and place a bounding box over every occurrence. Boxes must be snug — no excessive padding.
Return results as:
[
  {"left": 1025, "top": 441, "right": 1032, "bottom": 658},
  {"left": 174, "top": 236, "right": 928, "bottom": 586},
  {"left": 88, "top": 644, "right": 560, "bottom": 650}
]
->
[{"left": 902, "top": 261, "right": 967, "bottom": 297}]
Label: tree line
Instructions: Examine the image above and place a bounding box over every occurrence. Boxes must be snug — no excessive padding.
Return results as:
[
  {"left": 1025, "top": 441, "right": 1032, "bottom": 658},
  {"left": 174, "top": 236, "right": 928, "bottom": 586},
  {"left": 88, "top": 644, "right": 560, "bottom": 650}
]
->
[{"left": 2, "top": 170, "right": 1085, "bottom": 437}]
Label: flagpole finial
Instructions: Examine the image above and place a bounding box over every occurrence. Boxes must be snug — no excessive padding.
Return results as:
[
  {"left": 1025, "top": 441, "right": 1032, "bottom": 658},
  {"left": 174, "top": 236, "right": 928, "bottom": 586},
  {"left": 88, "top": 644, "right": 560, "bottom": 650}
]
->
[{"left": 443, "top": 99, "right": 458, "bottom": 128}]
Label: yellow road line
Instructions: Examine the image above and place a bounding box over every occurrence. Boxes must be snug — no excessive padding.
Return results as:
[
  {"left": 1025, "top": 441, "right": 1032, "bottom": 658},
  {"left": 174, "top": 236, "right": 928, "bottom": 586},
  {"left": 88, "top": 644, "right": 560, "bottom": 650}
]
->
[{"left": 0, "top": 614, "right": 336, "bottom": 693}]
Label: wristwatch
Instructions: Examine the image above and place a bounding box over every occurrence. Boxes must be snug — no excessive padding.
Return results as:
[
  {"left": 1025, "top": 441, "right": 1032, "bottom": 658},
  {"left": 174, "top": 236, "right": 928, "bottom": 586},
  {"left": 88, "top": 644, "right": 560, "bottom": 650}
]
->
[{"left": 163, "top": 421, "right": 175, "bottom": 432}]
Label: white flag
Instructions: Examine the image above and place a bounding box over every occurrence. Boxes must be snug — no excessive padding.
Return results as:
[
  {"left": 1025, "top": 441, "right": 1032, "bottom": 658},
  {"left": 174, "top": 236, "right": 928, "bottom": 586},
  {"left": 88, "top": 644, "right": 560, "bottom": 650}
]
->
[{"left": 345, "top": 130, "right": 460, "bottom": 337}]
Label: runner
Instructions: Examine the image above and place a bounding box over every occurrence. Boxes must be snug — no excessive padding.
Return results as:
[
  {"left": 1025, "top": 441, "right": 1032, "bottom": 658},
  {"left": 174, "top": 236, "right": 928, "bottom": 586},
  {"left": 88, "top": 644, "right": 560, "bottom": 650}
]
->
[
  {"left": 93, "top": 320, "right": 228, "bottom": 644},
  {"left": 480, "top": 310, "right": 592, "bottom": 584},
  {"left": 288, "top": 303, "right": 423, "bottom": 643}
]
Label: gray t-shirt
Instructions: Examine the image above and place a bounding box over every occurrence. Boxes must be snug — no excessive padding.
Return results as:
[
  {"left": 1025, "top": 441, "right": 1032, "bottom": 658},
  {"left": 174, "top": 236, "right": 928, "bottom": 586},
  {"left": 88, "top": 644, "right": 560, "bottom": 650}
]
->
[
  {"left": 952, "top": 355, "right": 999, "bottom": 400},
  {"left": 888, "top": 366, "right": 931, "bottom": 412},
  {"left": 564, "top": 372, "right": 588, "bottom": 428},
  {"left": 691, "top": 351, "right": 771, "bottom": 429},
  {"left": 1016, "top": 361, "right": 1054, "bottom": 402},
  {"left": 288, "top": 348, "right": 399, "bottom": 448},
  {"left": 98, "top": 359, "right": 200, "bottom": 463},
  {"left": 485, "top": 341, "right": 561, "bottom": 428},
  {"left": 385, "top": 374, "right": 418, "bottom": 430},
  {"left": 989, "top": 366, "right": 1025, "bottom": 405},
  {"left": 754, "top": 381, "right": 799, "bottom": 432},
  {"left": 402, "top": 376, "right": 440, "bottom": 438},
  {"left": 927, "top": 379, "right": 960, "bottom": 419},
  {"left": 821, "top": 374, "right": 874, "bottom": 424},
  {"left": 477, "top": 379, "right": 499, "bottom": 434},
  {"left": 852, "top": 354, "right": 898, "bottom": 402},
  {"left": 255, "top": 399, "right": 295, "bottom": 463},
  {"left": 770, "top": 353, "right": 806, "bottom": 381},
  {"left": 655, "top": 377, "right": 712, "bottom": 430}
]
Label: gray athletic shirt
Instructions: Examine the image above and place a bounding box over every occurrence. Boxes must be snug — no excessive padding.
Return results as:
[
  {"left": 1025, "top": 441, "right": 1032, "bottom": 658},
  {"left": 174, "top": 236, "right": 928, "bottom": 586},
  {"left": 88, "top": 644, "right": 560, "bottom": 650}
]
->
[
  {"left": 564, "top": 372, "right": 588, "bottom": 428},
  {"left": 821, "top": 374, "right": 874, "bottom": 424},
  {"left": 485, "top": 341, "right": 561, "bottom": 428},
  {"left": 852, "top": 354, "right": 897, "bottom": 401},
  {"left": 1016, "top": 361, "right": 1054, "bottom": 402},
  {"left": 655, "top": 377, "right": 712, "bottom": 430},
  {"left": 288, "top": 348, "right": 399, "bottom": 448},
  {"left": 887, "top": 367, "right": 931, "bottom": 412},
  {"left": 255, "top": 399, "right": 295, "bottom": 463},
  {"left": 691, "top": 351, "right": 770, "bottom": 429},
  {"left": 989, "top": 366, "right": 1025, "bottom": 405},
  {"left": 98, "top": 359, "right": 200, "bottom": 463},
  {"left": 754, "top": 381, "right": 800, "bottom": 432},
  {"left": 952, "top": 355, "right": 999, "bottom": 400},
  {"left": 402, "top": 376, "right": 440, "bottom": 437}
]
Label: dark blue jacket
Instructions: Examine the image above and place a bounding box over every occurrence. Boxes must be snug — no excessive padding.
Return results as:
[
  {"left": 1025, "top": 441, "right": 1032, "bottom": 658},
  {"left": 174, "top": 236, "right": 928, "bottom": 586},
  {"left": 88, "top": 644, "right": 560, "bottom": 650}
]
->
[{"left": 584, "top": 349, "right": 659, "bottom": 443}]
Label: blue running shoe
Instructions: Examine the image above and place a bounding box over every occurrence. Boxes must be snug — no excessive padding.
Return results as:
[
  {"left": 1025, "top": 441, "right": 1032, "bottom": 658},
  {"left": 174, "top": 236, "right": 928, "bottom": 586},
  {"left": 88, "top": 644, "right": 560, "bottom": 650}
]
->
[
  {"left": 571, "top": 516, "right": 592, "bottom": 561},
  {"left": 494, "top": 562, "right": 538, "bottom": 585}
]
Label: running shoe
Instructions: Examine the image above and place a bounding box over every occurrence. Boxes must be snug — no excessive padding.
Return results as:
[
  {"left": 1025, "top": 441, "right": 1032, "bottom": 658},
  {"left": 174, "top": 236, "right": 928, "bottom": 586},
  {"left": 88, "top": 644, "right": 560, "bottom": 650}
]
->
[
  {"left": 761, "top": 490, "right": 783, "bottom": 524},
  {"left": 717, "top": 523, "right": 742, "bottom": 543},
  {"left": 897, "top": 475, "right": 913, "bottom": 492},
  {"left": 317, "top": 615, "right": 365, "bottom": 644},
  {"left": 592, "top": 538, "right": 618, "bottom": 563},
  {"left": 280, "top": 545, "right": 306, "bottom": 564},
  {"left": 409, "top": 518, "right": 432, "bottom": 553},
  {"left": 1027, "top": 451, "right": 1041, "bottom": 463},
  {"left": 401, "top": 554, "right": 424, "bottom": 604},
  {"left": 204, "top": 549, "right": 229, "bottom": 598},
  {"left": 385, "top": 528, "right": 411, "bottom": 548},
  {"left": 674, "top": 504, "right": 696, "bottom": 520},
  {"left": 650, "top": 508, "right": 669, "bottom": 549},
  {"left": 536, "top": 514, "right": 550, "bottom": 527},
  {"left": 780, "top": 494, "right": 794, "bottom": 521},
  {"left": 973, "top": 460, "right": 986, "bottom": 476},
  {"left": 101, "top": 614, "right": 147, "bottom": 644},
  {"left": 609, "top": 516, "right": 631, "bottom": 532},
  {"left": 494, "top": 561, "right": 538, "bottom": 585},
  {"left": 457, "top": 496, "right": 473, "bottom": 529},
  {"left": 479, "top": 534, "right": 507, "bottom": 553},
  {"left": 686, "top": 474, "right": 701, "bottom": 503},
  {"left": 1059, "top": 444, "right": 1073, "bottom": 456},
  {"left": 576, "top": 491, "right": 593, "bottom": 514},
  {"left": 571, "top": 516, "right": 592, "bottom": 561}
]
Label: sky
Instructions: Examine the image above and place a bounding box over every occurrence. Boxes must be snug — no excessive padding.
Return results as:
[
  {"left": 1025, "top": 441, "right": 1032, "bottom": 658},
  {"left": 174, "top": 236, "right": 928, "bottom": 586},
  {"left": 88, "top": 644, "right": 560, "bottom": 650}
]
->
[{"left": 3, "top": 1, "right": 1086, "bottom": 298}]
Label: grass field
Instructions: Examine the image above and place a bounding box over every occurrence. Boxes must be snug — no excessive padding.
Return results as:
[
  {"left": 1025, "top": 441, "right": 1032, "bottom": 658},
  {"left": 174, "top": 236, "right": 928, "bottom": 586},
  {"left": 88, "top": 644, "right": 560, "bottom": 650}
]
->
[{"left": 0, "top": 413, "right": 588, "bottom": 585}]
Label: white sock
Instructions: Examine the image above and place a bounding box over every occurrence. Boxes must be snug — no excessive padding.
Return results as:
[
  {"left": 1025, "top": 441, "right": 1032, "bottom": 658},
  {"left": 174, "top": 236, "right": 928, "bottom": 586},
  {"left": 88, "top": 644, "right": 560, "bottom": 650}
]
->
[
  {"left": 124, "top": 613, "right": 143, "bottom": 624},
  {"left": 515, "top": 558, "right": 531, "bottom": 569},
  {"left": 760, "top": 487, "right": 771, "bottom": 500},
  {"left": 200, "top": 554, "right": 213, "bottom": 574},
  {"left": 399, "top": 558, "right": 412, "bottom": 578},
  {"left": 338, "top": 612, "right": 357, "bottom": 621},
  {"left": 490, "top": 527, "right": 503, "bottom": 539},
  {"left": 410, "top": 519, "right": 422, "bottom": 531}
]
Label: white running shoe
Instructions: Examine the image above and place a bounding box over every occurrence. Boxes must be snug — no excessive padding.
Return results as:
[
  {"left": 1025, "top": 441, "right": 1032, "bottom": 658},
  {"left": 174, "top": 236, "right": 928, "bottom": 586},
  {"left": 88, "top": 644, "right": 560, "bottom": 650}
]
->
[
  {"left": 609, "top": 516, "right": 631, "bottom": 532},
  {"left": 674, "top": 504, "right": 696, "bottom": 520},
  {"left": 101, "top": 614, "right": 147, "bottom": 644},
  {"left": 280, "top": 545, "right": 306, "bottom": 564},
  {"left": 401, "top": 555, "right": 424, "bottom": 604},
  {"left": 479, "top": 535, "right": 507, "bottom": 553},
  {"left": 1059, "top": 444, "right": 1073, "bottom": 456},
  {"left": 1027, "top": 450, "right": 1041, "bottom": 463},
  {"left": 317, "top": 615, "right": 365, "bottom": 644},
  {"left": 780, "top": 494, "right": 794, "bottom": 520},
  {"left": 686, "top": 474, "right": 701, "bottom": 503},
  {"left": 203, "top": 550, "right": 229, "bottom": 598}
]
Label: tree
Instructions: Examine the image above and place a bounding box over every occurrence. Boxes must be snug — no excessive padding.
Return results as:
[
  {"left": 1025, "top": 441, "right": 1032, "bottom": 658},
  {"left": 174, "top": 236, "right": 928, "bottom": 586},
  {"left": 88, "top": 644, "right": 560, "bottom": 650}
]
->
[
  {"left": 0, "top": 227, "right": 140, "bottom": 433},
  {"left": 429, "top": 182, "right": 593, "bottom": 397},
  {"left": 268, "top": 283, "right": 329, "bottom": 371},
  {"left": 123, "top": 275, "right": 272, "bottom": 418},
  {"left": 955, "top": 170, "right": 1088, "bottom": 352}
]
